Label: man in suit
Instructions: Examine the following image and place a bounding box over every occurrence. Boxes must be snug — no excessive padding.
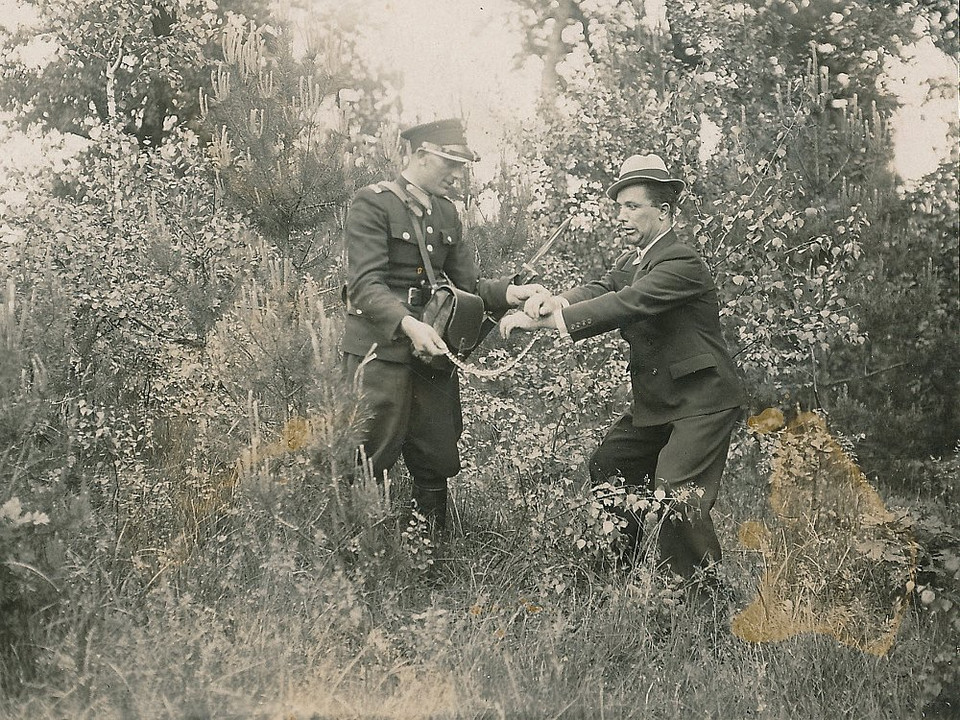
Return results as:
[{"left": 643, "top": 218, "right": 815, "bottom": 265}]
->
[
  {"left": 501, "top": 154, "right": 745, "bottom": 583},
  {"left": 342, "top": 118, "right": 546, "bottom": 535}
]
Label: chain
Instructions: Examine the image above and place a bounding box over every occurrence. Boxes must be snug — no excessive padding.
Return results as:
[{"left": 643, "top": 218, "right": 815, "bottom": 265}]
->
[{"left": 443, "top": 336, "right": 540, "bottom": 379}]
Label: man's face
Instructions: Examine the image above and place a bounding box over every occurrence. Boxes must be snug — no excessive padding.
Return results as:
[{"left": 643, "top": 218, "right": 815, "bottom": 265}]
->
[
  {"left": 615, "top": 184, "right": 665, "bottom": 246},
  {"left": 417, "top": 150, "right": 467, "bottom": 197}
]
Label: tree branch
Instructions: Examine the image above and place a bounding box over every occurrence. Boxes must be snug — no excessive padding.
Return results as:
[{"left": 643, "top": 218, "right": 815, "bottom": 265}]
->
[{"left": 823, "top": 362, "right": 909, "bottom": 388}]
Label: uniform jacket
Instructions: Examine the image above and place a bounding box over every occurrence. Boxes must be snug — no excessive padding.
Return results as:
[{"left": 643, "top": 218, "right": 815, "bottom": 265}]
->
[
  {"left": 342, "top": 175, "right": 512, "bottom": 363},
  {"left": 560, "top": 230, "right": 745, "bottom": 426}
]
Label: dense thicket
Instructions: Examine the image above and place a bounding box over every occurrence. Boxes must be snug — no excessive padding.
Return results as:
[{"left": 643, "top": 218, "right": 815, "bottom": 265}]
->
[{"left": 0, "top": 0, "right": 956, "bottom": 715}]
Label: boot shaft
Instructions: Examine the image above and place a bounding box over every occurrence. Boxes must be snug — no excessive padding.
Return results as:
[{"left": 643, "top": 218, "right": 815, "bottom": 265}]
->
[{"left": 411, "top": 483, "right": 448, "bottom": 535}]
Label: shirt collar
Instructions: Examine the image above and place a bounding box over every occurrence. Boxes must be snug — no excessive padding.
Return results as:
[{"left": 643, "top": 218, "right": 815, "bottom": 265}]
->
[{"left": 632, "top": 226, "right": 672, "bottom": 265}]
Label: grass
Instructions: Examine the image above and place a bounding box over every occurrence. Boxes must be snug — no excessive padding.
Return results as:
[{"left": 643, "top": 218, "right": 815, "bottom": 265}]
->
[
  {"left": 2, "top": 378, "right": 956, "bottom": 719},
  {"left": 2, "top": 570, "right": 940, "bottom": 719},
  {"left": 2, "top": 458, "right": 950, "bottom": 720}
]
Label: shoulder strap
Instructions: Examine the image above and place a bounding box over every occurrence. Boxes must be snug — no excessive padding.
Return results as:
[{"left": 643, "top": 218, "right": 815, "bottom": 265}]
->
[{"left": 379, "top": 181, "right": 441, "bottom": 290}]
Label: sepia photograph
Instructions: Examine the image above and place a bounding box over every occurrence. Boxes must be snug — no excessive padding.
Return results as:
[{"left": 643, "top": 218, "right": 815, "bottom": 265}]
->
[{"left": 0, "top": 1, "right": 957, "bottom": 717}]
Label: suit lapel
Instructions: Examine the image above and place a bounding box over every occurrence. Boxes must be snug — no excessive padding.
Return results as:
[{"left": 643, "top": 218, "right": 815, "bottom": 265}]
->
[{"left": 633, "top": 230, "right": 677, "bottom": 275}]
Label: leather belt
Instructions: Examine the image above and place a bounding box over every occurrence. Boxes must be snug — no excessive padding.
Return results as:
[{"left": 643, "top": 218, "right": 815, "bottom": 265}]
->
[{"left": 404, "top": 286, "right": 431, "bottom": 306}]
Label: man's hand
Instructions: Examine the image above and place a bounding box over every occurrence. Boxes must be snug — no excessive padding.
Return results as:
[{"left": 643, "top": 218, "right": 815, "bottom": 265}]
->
[
  {"left": 505, "top": 283, "right": 550, "bottom": 307},
  {"left": 401, "top": 316, "right": 448, "bottom": 357},
  {"left": 523, "top": 293, "right": 565, "bottom": 318},
  {"left": 499, "top": 310, "right": 558, "bottom": 339}
]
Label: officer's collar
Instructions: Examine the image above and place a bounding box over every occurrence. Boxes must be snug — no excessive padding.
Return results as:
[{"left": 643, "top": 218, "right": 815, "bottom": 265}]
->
[{"left": 399, "top": 173, "right": 433, "bottom": 213}]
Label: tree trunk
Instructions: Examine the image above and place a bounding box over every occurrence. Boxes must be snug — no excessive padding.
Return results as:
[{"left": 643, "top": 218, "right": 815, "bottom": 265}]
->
[{"left": 540, "top": 0, "right": 574, "bottom": 104}]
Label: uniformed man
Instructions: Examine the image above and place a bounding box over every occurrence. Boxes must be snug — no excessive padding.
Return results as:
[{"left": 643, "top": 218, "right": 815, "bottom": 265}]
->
[
  {"left": 342, "top": 118, "right": 546, "bottom": 535},
  {"left": 501, "top": 154, "right": 746, "bottom": 583}
]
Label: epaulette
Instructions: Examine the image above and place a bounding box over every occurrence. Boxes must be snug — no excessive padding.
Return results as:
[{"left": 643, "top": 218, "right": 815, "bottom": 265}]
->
[{"left": 369, "top": 182, "right": 386, "bottom": 194}]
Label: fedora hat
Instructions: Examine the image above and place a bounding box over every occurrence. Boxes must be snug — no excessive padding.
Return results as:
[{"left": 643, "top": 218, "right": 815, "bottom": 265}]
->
[
  {"left": 605, "top": 154, "right": 686, "bottom": 199},
  {"left": 400, "top": 118, "right": 479, "bottom": 163}
]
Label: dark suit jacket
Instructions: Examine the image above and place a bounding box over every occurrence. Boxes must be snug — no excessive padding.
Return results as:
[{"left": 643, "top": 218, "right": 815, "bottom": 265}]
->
[
  {"left": 342, "top": 176, "right": 512, "bottom": 363},
  {"left": 560, "top": 230, "right": 745, "bottom": 426}
]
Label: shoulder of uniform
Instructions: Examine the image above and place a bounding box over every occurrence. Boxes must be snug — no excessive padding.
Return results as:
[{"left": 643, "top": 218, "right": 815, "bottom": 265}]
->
[
  {"left": 434, "top": 194, "right": 457, "bottom": 211},
  {"left": 351, "top": 183, "right": 398, "bottom": 210},
  {"left": 433, "top": 195, "right": 462, "bottom": 222}
]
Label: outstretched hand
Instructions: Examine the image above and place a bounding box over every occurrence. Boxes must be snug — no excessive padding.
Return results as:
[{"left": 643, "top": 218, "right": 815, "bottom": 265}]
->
[{"left": 499, "top": 311, "right": 556, "bottom": 339}]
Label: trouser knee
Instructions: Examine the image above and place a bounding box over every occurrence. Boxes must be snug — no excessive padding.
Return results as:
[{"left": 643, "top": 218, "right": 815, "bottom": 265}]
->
[{"left": 588, "top": 446, "right": 618, "bottom": 484}]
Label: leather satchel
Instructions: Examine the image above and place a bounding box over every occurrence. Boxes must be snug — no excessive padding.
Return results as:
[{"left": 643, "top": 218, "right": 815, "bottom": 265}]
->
[
  {"left": 421, "top": 283, "right": 485, "bottom": 356},
  {"left": 379, "top": 182, "right": 485, "bottom": 363}
]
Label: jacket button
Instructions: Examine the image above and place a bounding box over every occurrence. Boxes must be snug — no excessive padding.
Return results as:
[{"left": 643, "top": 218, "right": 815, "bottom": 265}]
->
[
  {"left": 427, "top": 244, "right": 434, "bottom": 252},
  {"left": 356, "top": 308, "right": 363, "bottom": 315},
  {"left": 402, "top": 232, "right": 411, "bottom": 240},
  {"left": 651, "top": 368, "right": 658, "bottom": 375},
  {"left": 426, "top": 226, "right": 434, "bottom": 233}
]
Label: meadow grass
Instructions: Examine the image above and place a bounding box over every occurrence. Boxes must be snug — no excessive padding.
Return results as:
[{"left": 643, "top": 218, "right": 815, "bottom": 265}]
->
[{"left": 1, "top": 447, "right": 948, "bottom": 720}]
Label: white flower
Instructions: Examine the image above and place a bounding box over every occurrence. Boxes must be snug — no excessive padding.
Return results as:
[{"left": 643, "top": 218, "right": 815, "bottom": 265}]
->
[
  {"left": 829, "top": 12, "right": 844, "bottom": 24},
  {"left": 1, "top": 497, "right": 22, "bottom": 521},
  {"left": 817, "top": 43, "right": 836, "bottom": 54},
  {"left": 565, "top": 174, "right": 586, "bottom": 196}
]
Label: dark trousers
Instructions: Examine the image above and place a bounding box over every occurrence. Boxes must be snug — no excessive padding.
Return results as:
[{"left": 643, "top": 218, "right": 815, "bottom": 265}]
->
[
  {"left": 344, "top": 353, "right": 463, "bottom": 484},
  {"left": 589, "top": 407, "right": 741, "bottom": 578}
]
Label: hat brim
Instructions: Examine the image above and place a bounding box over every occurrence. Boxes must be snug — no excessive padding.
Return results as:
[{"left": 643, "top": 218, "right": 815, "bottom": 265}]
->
[
  {"left": 420, "top": 142, "right": 479, "bottom": 164},
  {"left": 606, "top": 173, "right": 686, "bottom": 200}
]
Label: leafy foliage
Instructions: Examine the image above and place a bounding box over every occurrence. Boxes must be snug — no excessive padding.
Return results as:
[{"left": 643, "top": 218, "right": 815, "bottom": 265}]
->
[
  {"left": 0, "top": 0, "right": 271, "bottom": 146},
  {"left": 0, "top": 0, "right": 957, "bottom": 714},
  {"left": 199, "top": 17, "right": 391, "bottom": 265},
  {"left": 824, "top": 159, "right": 960, "bottom": 466}
]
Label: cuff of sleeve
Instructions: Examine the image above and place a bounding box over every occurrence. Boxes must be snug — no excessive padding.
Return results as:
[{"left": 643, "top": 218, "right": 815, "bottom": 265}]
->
[
  {"left": 554, "top": 305, "right": 572, "bottom": 340},
  {"left": 390, "top": 312, "right": 412, "bottom": 340},
  {"left": 482, "top": 275, "right": 515, "bottom": 312}
]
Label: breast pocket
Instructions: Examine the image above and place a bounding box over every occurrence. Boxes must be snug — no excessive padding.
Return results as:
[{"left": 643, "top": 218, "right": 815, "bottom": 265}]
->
[
  {"left": 389, "top": 220, "right": 419, "bottom": 246},
  {"left": 388, "top": 220, "right": 423, "bottom": 267},
  {"left": 435, "top": 225, "right": 458, "bottom": 247}
]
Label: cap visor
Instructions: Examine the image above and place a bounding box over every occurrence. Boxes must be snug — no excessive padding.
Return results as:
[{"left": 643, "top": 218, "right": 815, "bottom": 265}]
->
[{"left": 421, "top": 143, "right": 478, "bottom": 163}]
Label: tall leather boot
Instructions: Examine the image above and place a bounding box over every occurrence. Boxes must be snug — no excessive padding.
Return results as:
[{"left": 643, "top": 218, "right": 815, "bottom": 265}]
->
[{"left": 411, "top": 479, "right": 448, "bottom": 537}]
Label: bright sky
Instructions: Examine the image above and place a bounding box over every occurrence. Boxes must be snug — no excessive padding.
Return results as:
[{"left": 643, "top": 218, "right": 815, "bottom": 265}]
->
[
  {"left": 314, "top": 0, "right": 540, "bottom": 176},
  {"left": 886, "top": 36, "right": 958, "bottom": 181},
  {"left": 0, "top": 0, "right": 956, "bottom": 188}
]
